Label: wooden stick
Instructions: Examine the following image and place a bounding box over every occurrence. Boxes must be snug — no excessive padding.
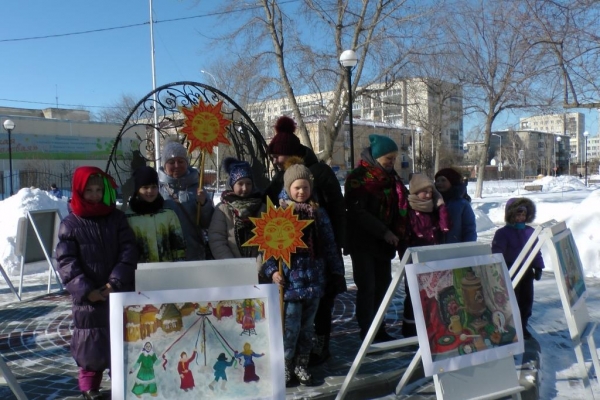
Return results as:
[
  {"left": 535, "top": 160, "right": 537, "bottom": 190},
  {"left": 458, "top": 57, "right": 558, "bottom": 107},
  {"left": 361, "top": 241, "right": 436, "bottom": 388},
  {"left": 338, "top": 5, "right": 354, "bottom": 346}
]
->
[
  {"left": 279, "top": 259, "right": 285, "bottom": 331},
  {"left": 196, "top": 149, "right": 206, "bottom": 225}
]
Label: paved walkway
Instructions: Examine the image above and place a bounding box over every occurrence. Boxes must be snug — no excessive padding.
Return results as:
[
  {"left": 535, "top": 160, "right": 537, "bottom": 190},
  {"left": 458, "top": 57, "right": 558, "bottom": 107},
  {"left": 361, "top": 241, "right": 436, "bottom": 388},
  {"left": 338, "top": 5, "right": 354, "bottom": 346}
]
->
[{"left": 0, "top": 269, "right": 541, "bottom": 400}]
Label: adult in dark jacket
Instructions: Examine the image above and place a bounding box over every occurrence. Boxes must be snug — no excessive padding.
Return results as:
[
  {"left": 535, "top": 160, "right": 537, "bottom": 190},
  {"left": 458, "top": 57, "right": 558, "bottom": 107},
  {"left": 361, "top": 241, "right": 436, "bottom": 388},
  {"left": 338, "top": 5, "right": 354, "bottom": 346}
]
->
[
  {"left": 434, "top": 167, "right": 477, "bottom": 244},
  {"left": 264, "top": 116, "right": 347, "bottom": 365},
  {"left": 158, "top": 139, "right": 215, "bottom": 261},
  {"left": 56, "top": 166, "right": 137, "bottom": 400},
  {"left": 492, "top": 197, "right": 544, "bottom": 339},
  {"left": 345, "top": 134, "right": 409, "bottom": 342}
]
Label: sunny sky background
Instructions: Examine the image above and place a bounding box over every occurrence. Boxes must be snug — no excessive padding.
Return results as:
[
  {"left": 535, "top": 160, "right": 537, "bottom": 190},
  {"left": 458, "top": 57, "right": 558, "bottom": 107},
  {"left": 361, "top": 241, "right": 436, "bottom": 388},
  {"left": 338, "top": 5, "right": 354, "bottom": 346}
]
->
[{"left": 1, "top": 1, "right": 598, "bottom": 138}]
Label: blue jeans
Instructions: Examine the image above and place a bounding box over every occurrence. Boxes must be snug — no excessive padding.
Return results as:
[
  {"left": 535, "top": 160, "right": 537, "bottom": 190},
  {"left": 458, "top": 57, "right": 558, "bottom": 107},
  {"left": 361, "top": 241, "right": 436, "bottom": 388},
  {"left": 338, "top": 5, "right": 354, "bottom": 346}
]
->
[{"left": 283, "top": 297, "right": 320, "bottom": 361}]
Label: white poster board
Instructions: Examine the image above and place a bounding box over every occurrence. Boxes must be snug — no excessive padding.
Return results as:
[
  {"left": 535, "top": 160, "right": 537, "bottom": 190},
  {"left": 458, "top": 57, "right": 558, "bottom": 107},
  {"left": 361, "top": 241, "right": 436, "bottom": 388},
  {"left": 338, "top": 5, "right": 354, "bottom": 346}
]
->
[
  {"left": 110, "top": 284, "right": 284, "bottom": 400},
  {"left": 405, "top": 253, "right": 524, "bottom": 377},
  {"left": 135, "top": 259, "right": 259, "bottom": 292}
]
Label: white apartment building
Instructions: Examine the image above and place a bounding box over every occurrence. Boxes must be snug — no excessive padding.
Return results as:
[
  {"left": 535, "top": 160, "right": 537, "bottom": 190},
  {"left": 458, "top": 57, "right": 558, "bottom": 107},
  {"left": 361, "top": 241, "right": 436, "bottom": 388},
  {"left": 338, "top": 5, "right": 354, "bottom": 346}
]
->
[
  {"left": 246, "top": 78, "right": 464, "bottom": 155},
  {"left": 519, "top": 113, "right": 586, "bottom": 166}
]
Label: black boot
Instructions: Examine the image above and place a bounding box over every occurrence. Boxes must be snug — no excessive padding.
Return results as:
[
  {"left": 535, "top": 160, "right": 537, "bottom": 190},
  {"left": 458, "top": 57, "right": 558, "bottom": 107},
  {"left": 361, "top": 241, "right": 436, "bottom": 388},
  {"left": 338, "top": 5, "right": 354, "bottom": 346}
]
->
[
  {"left": 309, "top": 334, "right": 330, "bottom": 366},
  {"left": 285, "top": 358, "right": 295, "bottom": 387},
  {"left": 294, "top": 354, "right": 313, "bottom": 386}
]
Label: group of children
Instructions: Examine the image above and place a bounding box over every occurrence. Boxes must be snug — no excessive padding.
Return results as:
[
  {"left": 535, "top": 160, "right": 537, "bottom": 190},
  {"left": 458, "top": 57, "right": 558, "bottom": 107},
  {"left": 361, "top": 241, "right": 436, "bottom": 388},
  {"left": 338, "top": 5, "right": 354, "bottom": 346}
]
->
[
  {"left": 56, "top": 134, "right": 543, "bottom": 398},
  {"left": 56, "top": 147, "right": 347, "bottom": 396}
]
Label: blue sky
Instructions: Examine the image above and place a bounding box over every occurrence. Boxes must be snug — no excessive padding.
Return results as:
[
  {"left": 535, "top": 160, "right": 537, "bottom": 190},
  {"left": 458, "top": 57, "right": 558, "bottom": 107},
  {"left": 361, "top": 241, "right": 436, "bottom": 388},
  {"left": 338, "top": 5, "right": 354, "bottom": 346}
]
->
[
  {"left": 1, "top": 1, "right": 597, "bottom": 136},
  {"left": 0, "top": 1, "right": 228, "bottom": 114}
]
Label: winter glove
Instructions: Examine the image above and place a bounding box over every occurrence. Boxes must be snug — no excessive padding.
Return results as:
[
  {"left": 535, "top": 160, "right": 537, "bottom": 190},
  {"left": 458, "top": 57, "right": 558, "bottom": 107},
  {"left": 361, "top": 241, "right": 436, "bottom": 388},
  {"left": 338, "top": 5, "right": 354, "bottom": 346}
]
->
[
  {"left": 326, "top": 274, "right": 348, "bottom": 297},
  {"left": 534, "top": 268, "right": 543, "bottom": 281}
]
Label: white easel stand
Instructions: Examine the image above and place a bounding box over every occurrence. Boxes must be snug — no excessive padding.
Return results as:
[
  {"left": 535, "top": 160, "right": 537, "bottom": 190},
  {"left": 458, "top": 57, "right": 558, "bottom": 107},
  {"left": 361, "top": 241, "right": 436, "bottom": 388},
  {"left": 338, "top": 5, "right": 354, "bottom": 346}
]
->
[
  {"left": 337, "top": 242, "right": 524, "bottom": 400},
  {"left": 0, "top": 264, "right": 21, "bottom": 301},
  {"left": 0, "top": 356, "right": 28, "bottom": 399},
  {"left": 542, "top": 222, "right": 600, "bottom": 399}
]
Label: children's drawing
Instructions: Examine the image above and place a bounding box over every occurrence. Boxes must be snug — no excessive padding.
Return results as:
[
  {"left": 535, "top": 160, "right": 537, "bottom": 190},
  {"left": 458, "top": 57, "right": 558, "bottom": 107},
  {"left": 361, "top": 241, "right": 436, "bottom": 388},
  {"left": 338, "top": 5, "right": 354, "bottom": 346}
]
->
[
  {"left": 553, "top": 229, "right": 587, "bottom": 310},
  {"left": 405, "top": 253, "right": 524, "bottom": 376},
  {"left": 110, "top": 284, "right": 285, "bottom": 400}
]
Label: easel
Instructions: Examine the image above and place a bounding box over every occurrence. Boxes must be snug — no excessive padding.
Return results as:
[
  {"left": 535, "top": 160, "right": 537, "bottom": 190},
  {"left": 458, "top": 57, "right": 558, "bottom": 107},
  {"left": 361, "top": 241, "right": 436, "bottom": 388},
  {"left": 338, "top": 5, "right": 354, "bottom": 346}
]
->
[
  {"left": 337, "top": 242, "right": 524, "bottom": 400},
  {"left": 0, "top": 357, "right": 28, "bottom": 399},
  {"left": 540, "top": 221, "right": 599, "bottom": 399},
  {"left": 14, "top": 210, "right": 63, "bottom": 299}
]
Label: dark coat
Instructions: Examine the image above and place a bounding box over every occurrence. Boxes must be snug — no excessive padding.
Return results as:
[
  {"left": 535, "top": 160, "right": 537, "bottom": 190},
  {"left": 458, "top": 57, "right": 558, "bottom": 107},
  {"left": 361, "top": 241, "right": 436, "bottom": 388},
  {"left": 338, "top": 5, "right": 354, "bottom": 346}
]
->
[
  {"left": 344, "top": 148, "right": 409, "bottom": 259},
  {"left": 440, "top": 184, "right": 477, "bottom": 244},
  {"left": 56, "top": 209, "right": 138, "bottom": 371},
  {"left": 264, "top": 145, "right": 346, "bottom": 249},
  {"left": 262, "top": 205, "right": 344, "bottom": 301},
  {"left": 492, "top": 197, "right": 545, "bottom": 272}
]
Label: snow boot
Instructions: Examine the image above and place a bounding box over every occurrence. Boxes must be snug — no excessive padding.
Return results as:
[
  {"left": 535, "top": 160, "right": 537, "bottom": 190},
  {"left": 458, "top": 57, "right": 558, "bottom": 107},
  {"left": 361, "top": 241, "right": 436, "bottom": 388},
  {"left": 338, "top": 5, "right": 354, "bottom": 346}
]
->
[
  {"left": 294, "top": 354, "right": 313, "bottom": 386},
  {"left": 285, "top": 358, "right": 294, "bottom": 387}
]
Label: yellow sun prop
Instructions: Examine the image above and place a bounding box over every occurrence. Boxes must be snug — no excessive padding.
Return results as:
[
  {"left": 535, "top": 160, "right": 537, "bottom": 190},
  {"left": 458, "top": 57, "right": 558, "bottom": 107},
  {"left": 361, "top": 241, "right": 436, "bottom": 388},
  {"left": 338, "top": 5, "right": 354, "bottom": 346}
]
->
[
  {"left": 243, "top": 198, "right": 313, "bottom": 266},
  {"left": 179, "top": 100, "right": 232, "bottom": 154}
]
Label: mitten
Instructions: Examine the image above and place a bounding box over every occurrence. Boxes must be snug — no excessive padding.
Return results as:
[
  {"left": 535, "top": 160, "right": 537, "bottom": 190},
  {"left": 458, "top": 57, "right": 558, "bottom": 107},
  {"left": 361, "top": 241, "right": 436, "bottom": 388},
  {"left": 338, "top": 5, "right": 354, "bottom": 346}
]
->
[{"left": 534, "top": 268, "right": 543, "bottom": 281}]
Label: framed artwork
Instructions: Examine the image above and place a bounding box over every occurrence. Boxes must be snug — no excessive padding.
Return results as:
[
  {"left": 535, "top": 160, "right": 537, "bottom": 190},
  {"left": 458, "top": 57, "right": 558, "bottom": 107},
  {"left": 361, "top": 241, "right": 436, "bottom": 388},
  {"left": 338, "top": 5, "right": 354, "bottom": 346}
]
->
[
  {"left": 405, "top": 253, "right": 524, "bottom": 377},
  {"left": 552, "top": 229, "right": 587, "bottom": 311},
  {"left": 110, "top": 284, "right": 284, "bottom": 399}
]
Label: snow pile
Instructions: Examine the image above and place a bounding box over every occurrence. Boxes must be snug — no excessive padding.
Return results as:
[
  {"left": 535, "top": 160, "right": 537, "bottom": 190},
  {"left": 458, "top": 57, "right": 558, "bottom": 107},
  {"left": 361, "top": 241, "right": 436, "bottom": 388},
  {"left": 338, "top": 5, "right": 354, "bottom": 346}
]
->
[{"left": 565, "top": 189, "right": 600, "bottom": 278}]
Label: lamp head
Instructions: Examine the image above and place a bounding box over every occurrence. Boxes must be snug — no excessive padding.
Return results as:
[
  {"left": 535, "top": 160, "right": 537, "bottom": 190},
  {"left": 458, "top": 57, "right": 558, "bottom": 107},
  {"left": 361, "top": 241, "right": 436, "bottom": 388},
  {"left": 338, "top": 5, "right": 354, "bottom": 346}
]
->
[
  {"left": 584, "top": 131, "right": 589, "bottom": 137},
  {"left": 339, "top": 50, "right": 358, "bottom": 68},
  {"left": 3, "top": 119, "right": 15, "bottom": 131}
]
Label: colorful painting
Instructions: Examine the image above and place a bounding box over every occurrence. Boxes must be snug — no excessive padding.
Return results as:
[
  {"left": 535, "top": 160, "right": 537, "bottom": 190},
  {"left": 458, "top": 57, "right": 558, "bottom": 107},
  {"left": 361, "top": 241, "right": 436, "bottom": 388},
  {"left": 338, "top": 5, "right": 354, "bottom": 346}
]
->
[
  {"left": 405, "top": 254, "right": 524, "bottom": 376},
  {"left": 552, "top": 229, "right": 587, "bottom": 310},
  {"left": 110, "top": 284, "right": 284, "bottom": 399}
]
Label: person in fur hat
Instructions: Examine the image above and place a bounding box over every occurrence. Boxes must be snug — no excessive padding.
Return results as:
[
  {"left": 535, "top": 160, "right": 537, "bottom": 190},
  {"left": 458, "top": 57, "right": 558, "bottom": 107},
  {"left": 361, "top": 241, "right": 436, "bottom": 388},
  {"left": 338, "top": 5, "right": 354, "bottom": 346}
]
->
[
  {"left": 492, "top": 197, "right": 545, "bottom": 339},
  {"left": 262, "top": 157, "right": 345, "bottom": 387},
  {"left": 208, "top": 157, "right": 266, "bottom": 262},
  {"left": 126, "top": 166, "right": 186, "bottom": 262},
  {"left": 402, "top": 173, "right": 451, "bottom": 337},
  {"left": 434, "top": 167, "right": 477, "bottom": 243}
]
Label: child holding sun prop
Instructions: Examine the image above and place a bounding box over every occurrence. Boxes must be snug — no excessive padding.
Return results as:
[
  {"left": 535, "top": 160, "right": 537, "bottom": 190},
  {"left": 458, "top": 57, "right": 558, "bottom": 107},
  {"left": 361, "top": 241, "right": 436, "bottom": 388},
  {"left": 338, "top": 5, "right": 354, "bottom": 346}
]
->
[{"left": 250, "top": 158, "right": 344, "bottom": 387}]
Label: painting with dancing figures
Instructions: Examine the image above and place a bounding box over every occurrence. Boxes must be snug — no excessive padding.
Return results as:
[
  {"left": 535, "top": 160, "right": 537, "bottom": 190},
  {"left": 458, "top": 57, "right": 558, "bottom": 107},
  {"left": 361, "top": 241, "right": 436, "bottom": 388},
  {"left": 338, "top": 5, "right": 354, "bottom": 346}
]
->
[
  {"left": 109, "top": 284, "right": 284, "bottom": 400},
  {"left": 552, "top": 229, "right": 587, "bottom": 310},
  {"left": 405, "top": 253, "right": 524, "bottom": 376}
]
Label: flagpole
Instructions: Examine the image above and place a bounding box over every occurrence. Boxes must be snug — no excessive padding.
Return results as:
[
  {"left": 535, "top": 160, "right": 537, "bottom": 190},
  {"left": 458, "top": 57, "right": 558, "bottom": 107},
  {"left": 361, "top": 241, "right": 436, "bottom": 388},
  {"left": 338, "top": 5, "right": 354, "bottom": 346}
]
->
[{"left": 149, "top": 0, "right": 160, "bottom": 170}]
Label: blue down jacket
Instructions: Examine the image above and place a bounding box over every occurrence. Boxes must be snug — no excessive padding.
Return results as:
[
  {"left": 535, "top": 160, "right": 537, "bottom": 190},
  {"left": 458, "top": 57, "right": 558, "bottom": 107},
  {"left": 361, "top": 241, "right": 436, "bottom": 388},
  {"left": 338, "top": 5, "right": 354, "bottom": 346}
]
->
[{"left": 56, "top": 209, "right": 137, "bottom": 371}]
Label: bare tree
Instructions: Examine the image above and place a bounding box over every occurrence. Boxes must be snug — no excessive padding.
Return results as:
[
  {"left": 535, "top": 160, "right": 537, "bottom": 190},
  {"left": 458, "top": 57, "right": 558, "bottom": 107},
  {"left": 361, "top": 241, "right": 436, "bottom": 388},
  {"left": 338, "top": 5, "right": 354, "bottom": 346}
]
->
[
  {"left": 94, "top": 94, "right": 140, "bottom": 124},
  {"left": 440, "top": 0, "right": 553, "bottom": 198},
  {"left": 201, "top": 0, "right": 430, "bottom": 162},
  {"left": 522, "top": 0, "right": 600, "bottom": 110}
]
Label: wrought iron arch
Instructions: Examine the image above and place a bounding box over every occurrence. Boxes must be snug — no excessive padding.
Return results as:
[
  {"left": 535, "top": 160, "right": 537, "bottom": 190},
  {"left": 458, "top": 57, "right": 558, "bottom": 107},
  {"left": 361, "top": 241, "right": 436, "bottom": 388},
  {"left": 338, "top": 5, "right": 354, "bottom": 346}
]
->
[{"left": 105, "top": 81, "right": 271, "bottom": 200}]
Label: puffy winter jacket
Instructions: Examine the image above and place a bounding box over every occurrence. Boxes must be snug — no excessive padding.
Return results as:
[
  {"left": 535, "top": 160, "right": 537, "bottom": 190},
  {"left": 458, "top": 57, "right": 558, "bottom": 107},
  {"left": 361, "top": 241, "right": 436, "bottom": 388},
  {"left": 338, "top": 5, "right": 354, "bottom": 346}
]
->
[{"left": 56, "top": 209, "right": 137, "bottom": 371}]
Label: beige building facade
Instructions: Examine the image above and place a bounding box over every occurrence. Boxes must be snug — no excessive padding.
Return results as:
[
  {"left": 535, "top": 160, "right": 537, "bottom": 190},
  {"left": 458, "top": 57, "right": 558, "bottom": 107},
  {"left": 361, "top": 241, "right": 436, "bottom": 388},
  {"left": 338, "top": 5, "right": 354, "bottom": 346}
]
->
[{"left": 1, "top": 107, "right": 122, "bottom": 196}]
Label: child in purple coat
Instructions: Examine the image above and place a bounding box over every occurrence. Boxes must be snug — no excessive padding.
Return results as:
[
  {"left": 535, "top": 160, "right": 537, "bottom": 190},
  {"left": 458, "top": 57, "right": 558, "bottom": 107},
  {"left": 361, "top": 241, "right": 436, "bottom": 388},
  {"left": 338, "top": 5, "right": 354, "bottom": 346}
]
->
[
  {"left": 56, "top": 166, "right": 138, "bottom": 400},
  {"left": 492, "top": 197, "right": 544, "bottom": 339}
]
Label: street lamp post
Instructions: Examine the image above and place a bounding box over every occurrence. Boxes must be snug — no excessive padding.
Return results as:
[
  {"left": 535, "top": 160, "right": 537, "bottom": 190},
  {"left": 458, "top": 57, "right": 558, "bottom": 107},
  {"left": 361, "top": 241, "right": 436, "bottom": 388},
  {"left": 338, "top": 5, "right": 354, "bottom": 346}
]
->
[
  {"left": 201, "top": 69, "right": 219, "bottom": 88},
  {"left": 339, "top": 49, "right": 358, "bottom": 168},
  {"left": 556, "top": 136, "right": 562, "bottom": 176},
  {"left": 492, "top": 133, "right": 502, "bottom": 178},
  {"left": 584, "top": 131, "right": 589, "bottom": 186},
  {"left": 2, "top": 119, "right": 15, "bottom": 196},
  {"left": 416, "top": 127, "right": 423, "bottom": 172}
]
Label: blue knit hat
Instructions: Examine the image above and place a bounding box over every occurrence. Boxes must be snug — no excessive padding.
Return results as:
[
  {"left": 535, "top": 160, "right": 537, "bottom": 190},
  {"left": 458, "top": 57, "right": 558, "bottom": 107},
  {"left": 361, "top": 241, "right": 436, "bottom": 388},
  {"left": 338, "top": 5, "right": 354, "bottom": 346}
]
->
[
  {"left": 369, "top": 134, "right": 398, "bottom": 159},
  {"left": 222, "top": 157, "right": 253, "bottom": 188}
]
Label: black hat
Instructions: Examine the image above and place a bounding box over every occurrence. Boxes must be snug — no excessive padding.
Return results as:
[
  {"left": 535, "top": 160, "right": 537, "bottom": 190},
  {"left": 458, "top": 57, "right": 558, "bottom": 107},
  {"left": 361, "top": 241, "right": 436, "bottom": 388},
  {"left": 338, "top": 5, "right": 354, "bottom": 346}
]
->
[
  {"left": 217, "top": 353, "right": 228, "bottom": 361},
  {"left": 133, "top": 166, "right": 159, "bottom": 193}
]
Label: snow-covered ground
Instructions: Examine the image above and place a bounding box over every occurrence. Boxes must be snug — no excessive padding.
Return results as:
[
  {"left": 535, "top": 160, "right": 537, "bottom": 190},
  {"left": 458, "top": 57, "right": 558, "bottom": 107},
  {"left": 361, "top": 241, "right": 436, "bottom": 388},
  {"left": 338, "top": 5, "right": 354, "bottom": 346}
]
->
[{"left": 1, "top": 175, "right": 600, "bottom": 399}]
